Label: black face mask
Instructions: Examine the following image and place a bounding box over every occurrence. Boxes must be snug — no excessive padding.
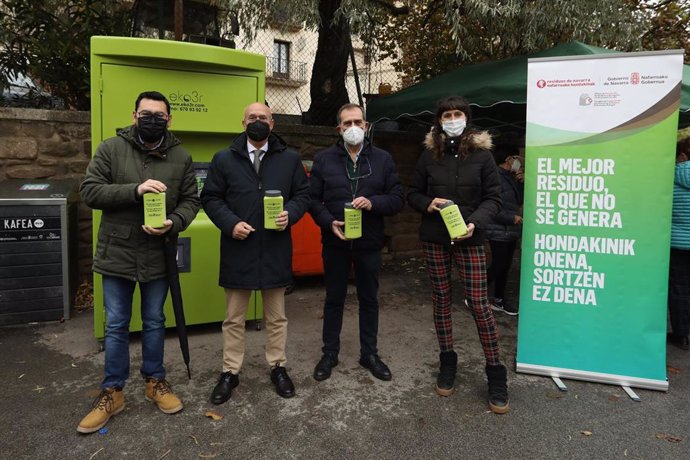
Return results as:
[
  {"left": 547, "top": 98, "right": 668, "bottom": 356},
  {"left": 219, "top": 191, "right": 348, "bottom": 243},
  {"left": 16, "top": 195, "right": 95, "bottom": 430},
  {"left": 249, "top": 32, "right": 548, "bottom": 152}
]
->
[
  {"left": 137, "top": 116, "right": 168, "bottom": 143},
  {"left": 246, "top": 120, "right": 271, "bottom": 142}
]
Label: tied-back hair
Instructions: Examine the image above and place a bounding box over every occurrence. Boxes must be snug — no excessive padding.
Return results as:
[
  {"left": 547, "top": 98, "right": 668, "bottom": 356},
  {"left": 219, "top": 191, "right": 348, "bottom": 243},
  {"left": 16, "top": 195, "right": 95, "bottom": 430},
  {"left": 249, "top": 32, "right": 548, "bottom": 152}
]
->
[{"left": 430, "top": 96, "right": 477, "bottom": 161}]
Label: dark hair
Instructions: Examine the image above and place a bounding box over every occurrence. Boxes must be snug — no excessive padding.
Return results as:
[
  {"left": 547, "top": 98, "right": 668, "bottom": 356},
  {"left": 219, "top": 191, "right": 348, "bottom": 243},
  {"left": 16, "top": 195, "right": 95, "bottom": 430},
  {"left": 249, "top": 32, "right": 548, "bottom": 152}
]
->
[
  {"left": 678, "top": 137, "right": 690, "bottom": 158},
  {"left": 434, "top": 96, "right": 472, "bottom": 125},
  {"left": 492, "top": 144, "right": 519, "bottom": 165},
  {"left": 336, "top": 103, "right": 365, "bottom": 124},
  {"left": 430, "top": 96, "right": 474, "bottom": 160},
  {"left": 135, "top": 91, "right": 170, "bottom": 114}
]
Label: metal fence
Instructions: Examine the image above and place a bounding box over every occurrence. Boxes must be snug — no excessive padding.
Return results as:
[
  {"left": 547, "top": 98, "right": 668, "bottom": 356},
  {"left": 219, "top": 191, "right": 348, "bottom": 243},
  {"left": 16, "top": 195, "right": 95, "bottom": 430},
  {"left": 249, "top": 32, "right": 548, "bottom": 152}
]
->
[{"left": 237, "top": 28, "right": 401, "bottom": 124}]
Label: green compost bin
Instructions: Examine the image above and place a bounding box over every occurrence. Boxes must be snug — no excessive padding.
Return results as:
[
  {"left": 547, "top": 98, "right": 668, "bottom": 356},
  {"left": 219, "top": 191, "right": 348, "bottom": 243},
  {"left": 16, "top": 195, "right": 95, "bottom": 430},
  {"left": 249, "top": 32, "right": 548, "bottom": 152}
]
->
[{"left": 90, "top": 36, "right": 266, "bottom": 340}]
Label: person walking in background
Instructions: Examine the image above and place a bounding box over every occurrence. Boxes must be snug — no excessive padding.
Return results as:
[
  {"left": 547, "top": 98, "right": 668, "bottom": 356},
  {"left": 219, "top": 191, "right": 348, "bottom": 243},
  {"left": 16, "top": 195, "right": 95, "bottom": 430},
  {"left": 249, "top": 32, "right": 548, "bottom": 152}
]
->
[
  {"left": 407, "top": 96, "right": 509, "bottom": 413},
  {"left": 309, "top": 103, "right": 404, "bottom": 382},
  {"left": 486, "top": 144, "right": 524, "bottom": 316},
  {"left": 78, "top": 91, "right": 200, "bottom": 433},
  {"left": 201, "top": 102, "right": 310, "bottom": 403},
  {"left": 668, "top": 134, "right": 690, "bottom": 351}
]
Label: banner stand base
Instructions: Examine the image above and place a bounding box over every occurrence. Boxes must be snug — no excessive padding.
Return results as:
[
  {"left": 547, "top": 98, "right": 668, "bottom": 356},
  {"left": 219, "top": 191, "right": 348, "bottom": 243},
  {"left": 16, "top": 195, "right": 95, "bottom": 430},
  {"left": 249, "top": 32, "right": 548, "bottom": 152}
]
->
[
  {"left": 552, "top": 377, "right": 568, "bottom": 391},
  {"left": 622, "top": 386, "right": 642, "bottom": 402},
  {"left": 517, "top": 362, "right": 668, "bottom": 392}
]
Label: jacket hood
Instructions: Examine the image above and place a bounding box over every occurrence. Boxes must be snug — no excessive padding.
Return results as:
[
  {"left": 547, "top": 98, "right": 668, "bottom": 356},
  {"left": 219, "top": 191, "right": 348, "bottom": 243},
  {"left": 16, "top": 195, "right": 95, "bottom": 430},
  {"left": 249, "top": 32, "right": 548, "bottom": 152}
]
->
[
  {"left": 423, "top": 128, "right": 493, "bottom": 152},
  {"left": 117, "top": 125, "right": 182, "bottom": 153}
]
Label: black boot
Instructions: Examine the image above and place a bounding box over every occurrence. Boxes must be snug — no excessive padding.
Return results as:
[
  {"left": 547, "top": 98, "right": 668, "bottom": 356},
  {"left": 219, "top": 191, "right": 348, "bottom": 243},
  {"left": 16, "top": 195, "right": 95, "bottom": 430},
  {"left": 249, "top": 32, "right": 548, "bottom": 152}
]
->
[
  {"left": 434, "top": 351, "right": 458, "bottom": 396},
  {"left": 486, "top": 363, "right": 510, "bottom": 414}
]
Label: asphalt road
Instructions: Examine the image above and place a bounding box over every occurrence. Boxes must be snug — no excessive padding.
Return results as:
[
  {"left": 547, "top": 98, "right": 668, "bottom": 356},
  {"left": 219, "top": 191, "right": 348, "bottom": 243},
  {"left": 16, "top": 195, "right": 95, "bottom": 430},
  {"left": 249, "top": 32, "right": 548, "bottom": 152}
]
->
[{"left": 1, "top": 258, "right": 688, "bottom": 459}]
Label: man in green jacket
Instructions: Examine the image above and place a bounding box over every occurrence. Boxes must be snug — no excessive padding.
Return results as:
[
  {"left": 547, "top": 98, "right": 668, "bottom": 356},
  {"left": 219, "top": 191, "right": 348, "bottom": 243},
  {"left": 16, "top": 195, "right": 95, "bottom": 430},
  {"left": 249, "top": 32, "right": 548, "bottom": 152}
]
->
[{"left": 77, "top": 91, "right": 200, "bottom": 434}]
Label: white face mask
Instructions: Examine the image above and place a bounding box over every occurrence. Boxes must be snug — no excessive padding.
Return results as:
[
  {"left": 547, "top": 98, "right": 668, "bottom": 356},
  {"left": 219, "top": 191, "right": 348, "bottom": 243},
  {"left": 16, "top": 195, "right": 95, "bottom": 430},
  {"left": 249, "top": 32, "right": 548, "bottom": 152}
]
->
[
  {"left": 343, "top": 126, "right": 365, "bottom": 146},
  {"left": 511, "top": 158, "right": 521, "bottom": 173},
  {"left": 442, "top": 119, "right": 466, "bottom": 137}
]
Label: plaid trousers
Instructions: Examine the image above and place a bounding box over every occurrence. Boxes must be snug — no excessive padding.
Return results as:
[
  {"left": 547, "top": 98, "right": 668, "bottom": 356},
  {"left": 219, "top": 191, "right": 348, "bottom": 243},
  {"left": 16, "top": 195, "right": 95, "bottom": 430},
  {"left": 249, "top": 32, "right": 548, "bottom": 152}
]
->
[{"left": 422, "top": 242, "right": 501, "bottom": 365}]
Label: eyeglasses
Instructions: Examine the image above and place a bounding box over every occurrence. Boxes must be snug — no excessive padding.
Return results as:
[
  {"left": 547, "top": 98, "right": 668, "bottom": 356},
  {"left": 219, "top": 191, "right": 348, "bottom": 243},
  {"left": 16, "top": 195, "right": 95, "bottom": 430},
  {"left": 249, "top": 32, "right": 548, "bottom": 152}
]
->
[
  {"left": 247, "top": 114, "right": 271, "bottom": 122},
  {"left": 345, "top": 156, "right": 372, "bottom": 180},
  {"left": 340, "top": 119, "right": 365, "bottom": 128},
  {"left": 136, "top": 111, "right": 169, "bottom": 121}
]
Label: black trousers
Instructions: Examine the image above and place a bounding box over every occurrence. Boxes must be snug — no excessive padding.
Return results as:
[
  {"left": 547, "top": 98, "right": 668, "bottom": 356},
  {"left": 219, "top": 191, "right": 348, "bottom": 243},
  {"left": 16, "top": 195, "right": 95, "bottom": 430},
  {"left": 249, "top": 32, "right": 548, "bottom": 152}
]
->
[
  {"left": 488, "top": 239, "right": 518, "bottom": 300},
  {"left": 321, "top": 245, "right": 382, "bottom": 357},
  {"left": 668, "top": 248, "right": 690, "bottom": 338}
]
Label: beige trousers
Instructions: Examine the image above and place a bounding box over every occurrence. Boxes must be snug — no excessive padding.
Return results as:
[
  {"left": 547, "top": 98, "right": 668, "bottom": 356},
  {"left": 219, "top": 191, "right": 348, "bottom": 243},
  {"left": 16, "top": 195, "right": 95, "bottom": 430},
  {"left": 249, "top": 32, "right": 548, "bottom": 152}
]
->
[{"left": 221, "top": 287, "right": 287, "bottom": 373}]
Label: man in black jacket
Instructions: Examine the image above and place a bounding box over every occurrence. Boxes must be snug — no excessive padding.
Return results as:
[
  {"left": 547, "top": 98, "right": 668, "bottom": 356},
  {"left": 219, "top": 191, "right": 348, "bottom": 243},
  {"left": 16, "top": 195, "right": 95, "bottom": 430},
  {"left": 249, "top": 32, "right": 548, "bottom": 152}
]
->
[
  {"left": 201, "top": 102, "right": 310, "bottom": 403},
  {"left": 310, "top": 103, "right": 404, "bottom": 382}
]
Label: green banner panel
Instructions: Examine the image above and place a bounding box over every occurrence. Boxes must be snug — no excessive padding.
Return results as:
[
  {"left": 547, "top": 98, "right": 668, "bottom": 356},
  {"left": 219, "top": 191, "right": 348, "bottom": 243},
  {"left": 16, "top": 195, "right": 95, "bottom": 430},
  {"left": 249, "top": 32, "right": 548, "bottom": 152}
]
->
[{"left": 517, "top": 51, "right": 684, "bottom": 391}]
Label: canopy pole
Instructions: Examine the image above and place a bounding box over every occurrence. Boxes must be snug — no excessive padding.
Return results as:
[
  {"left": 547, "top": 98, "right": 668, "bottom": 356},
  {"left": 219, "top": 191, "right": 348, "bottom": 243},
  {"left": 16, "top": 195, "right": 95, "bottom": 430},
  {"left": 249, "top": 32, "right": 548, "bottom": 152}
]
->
[{"left": 349, "top": 39, "right": 364, "bottom": 107}]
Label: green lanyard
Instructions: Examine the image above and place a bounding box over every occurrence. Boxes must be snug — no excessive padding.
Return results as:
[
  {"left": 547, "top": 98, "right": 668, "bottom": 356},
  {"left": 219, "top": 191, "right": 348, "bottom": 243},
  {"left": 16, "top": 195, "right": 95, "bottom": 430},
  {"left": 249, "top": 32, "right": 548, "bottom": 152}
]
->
[{"left": 347, "top": 154, "right": 359, "bottom": 199}]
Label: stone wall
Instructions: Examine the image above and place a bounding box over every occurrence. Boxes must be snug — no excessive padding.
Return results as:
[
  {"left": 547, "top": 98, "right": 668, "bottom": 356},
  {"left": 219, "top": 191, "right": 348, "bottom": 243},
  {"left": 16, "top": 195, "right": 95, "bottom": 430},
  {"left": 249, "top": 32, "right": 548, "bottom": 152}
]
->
[
  {"left": 0, "top": 108, "right": 92, "bottom": 179},
  {"left": 0, "top": 108, "right": 425, "bottom": 281},
  {"left": 371, "top": 129, "right": 427, "bottom": 256},
  {"left": 273, "top": 123, "right": 339, "bottom": 161},
  {"left": 0, "top": 108, "right": 93, "bottom": 278}
]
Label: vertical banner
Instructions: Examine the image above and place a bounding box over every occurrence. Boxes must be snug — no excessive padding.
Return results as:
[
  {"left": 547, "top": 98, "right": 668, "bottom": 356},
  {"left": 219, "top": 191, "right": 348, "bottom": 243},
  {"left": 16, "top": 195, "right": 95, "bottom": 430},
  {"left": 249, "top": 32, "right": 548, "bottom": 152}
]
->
[{"left": 517, "top": 51, "right": 684, "bottom": 391}]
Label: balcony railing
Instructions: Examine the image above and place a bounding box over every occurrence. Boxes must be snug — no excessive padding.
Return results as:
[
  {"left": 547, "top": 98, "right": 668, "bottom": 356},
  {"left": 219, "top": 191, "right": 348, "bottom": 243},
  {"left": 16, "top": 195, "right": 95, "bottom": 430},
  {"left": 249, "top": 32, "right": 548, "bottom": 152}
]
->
[{"left": 266, "top": 56, "right": 308, "bottom": 84}]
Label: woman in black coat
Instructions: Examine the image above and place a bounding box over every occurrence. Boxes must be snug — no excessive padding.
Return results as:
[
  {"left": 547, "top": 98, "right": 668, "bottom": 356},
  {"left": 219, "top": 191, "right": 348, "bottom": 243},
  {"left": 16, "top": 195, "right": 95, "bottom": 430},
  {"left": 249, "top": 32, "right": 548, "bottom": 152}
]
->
[{"left": 407, "top": 96, "right": 509, "bottom": 413}]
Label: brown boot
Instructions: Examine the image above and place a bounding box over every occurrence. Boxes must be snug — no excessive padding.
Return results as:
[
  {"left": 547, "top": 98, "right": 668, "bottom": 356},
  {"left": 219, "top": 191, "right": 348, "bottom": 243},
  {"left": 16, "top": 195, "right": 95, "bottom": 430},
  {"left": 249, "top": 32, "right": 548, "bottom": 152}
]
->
[
  {"left": 76, "top": 387, "right": 125, "bottom": 434},
  {"left": 144, "top": 377, "right": 183, "bottom": 414}
]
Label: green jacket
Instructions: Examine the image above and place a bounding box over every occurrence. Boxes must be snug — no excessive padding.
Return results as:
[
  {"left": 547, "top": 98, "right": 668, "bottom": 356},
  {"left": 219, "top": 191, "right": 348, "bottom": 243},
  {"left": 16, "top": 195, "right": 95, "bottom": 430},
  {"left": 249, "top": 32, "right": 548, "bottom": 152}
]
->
[{"left": 80, "top": 126, "right": 200, "bottom": 282}]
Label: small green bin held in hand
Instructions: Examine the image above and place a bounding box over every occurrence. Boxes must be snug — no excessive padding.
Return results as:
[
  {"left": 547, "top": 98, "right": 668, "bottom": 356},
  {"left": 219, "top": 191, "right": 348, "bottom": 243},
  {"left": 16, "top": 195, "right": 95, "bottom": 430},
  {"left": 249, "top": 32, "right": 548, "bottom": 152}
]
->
[
  {"left": 344, "top": 202, "right": 362, "bottom": 239},
  {"left": 439, "top": 200, "right": 468, "bottom": 239},
  {"left": 143, "top": 192, "right": 166, "bottom": 228},
  {"left": 264, "top": 190, "right": 283, "bottom": 230}
]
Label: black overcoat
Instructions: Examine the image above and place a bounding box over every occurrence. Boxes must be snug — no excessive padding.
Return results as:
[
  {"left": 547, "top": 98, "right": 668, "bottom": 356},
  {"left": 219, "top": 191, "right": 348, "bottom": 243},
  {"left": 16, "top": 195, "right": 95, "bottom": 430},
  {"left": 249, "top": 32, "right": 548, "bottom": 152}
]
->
[{"left": 201, "top": 133, "right": 310, "bottom": 289}]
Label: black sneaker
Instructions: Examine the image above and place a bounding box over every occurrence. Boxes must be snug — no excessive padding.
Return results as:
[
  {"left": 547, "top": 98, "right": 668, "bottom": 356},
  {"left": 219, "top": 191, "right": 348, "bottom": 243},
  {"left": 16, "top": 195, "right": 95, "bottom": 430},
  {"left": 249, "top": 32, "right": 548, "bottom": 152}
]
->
[
  {"left": 667, "top": 333, "right": 690, "bottom": 351},
  {"left": 492, "top": 298, "right": 518, "bottom": 316}
]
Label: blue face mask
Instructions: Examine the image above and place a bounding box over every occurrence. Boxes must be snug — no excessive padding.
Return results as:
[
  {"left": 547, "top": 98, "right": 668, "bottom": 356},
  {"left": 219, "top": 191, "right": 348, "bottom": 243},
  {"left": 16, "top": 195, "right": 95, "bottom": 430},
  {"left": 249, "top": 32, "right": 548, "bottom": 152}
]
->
[{"left": 442, "top": 119, "right": 466, "bottom": 137}]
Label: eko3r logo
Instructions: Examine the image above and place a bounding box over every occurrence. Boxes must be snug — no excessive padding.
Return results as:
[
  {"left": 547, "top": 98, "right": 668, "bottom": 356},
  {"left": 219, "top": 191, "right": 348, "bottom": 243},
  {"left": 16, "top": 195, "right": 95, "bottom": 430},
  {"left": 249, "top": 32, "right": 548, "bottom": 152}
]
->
[{"left": 168, "top": 91, "right": 204, "bottom": 103}]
